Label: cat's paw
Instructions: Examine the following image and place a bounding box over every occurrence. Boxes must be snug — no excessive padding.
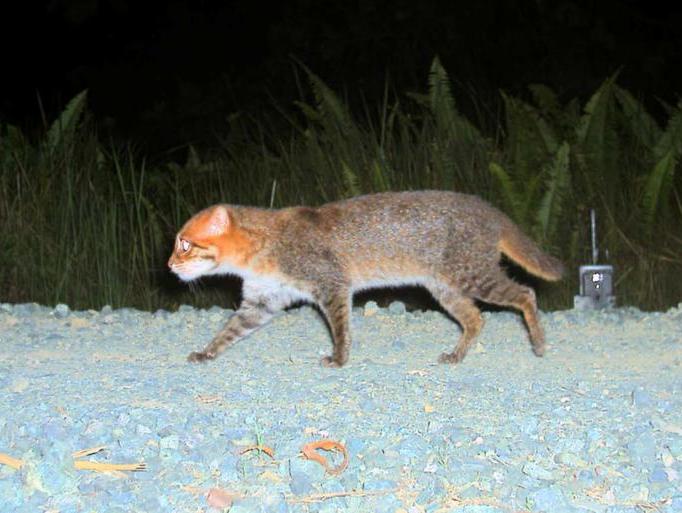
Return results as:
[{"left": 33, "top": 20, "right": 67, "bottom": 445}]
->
[
  {"left": 532, "top": 344, "right": 546, "bottom": 357},
  {"left": 320, "top": 356, "right": 343, "bottom": 368},
  {"left": 187, "top": 351, "right": 215, "bottom": 363},
  {"left": 438, "top": 351, "right": 463, "bottom": 364}
]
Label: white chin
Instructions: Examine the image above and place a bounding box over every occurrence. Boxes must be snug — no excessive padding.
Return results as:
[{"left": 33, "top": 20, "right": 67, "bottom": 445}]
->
[
  {"left": 173, "top": 263, "right": 215, "bottom": 282},
  {"left": 175, "top": 271, "right": 199, "bottom": 283}
]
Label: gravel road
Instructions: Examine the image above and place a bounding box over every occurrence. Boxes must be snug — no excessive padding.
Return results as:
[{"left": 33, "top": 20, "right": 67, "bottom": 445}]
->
[{"left": 0, "top": 301, "right": 681, "bottom": 512}]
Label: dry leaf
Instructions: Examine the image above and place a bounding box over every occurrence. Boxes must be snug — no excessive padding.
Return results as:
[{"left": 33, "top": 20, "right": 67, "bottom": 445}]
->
[
  {"left": 206, "top": 487, "right": 235, "bottom": 509},
  {"left": 240, "top": 445, "right": 275, "bottom": 458},
  {"left": 301, "top": 439, "right": 349, "bottom": 475}
]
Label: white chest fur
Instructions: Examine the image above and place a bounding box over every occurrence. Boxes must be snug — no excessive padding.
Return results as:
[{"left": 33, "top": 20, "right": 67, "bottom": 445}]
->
[{"left": 213, "top": 261, "right": 313, "bottom": 309}]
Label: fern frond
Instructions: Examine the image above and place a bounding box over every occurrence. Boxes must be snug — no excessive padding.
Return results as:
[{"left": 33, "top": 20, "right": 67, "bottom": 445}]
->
[
  {"left": 536, "top": 142, "right": 571, "bottom": 243},
  {"left": 528, "top": 84, "right": 560, "bottom": 118},
  {"left": 575, "top": 73, "right": 620, "bottom": 183},
  {"left": 500, "top": 91, "right": 558, "bottom": 181},
  {"left": 294, "top": 59, "right": 351, "bottom": 133},
  {"left": 341, "top": 160, "right": 361, "bottom": 197},
  {"left": 428, "top": 56, "right": 457, "bottom": 125},
  {"left": 614, "top": 86, "right": 661, "bottom": 151},
  {"left": 653, "top": 100, "right": 682, "bottom": 161},
  {"left": 4, "top": 124, "right": 26, "bottom": 148},
  {"left": 428, "top": 57, "right": 483, "bottom": 145},
  {"left": 293, "top": 100, "right": 322, "bottom": 124},
  {"left": 370, "top": 158, "right": 390, "bottom": 192},
  {"left": 642, "top": 101, "right": 682, "bottom": 225},
  {"left": 576, "top": 72, "right": 619, "bottom": 141},
  {"left": 47, "top": 89, "right": 88, "bottom": 152},
  {"left": 643, "top": 149, "right": 677, "bottom": 226},
  {"left": 0, "top": 124, "right": 27, "bottom": 168},
  {"left": 489, "top": 161, "right": 523, "bottom": 223},
  {"left": 529, "top": 84, "right": 581, "bottom": 141}
]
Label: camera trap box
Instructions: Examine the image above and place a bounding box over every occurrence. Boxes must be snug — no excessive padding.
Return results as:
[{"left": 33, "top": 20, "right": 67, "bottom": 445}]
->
[{"left": 573, "top": 264, "right": 616, "bottom": 309}]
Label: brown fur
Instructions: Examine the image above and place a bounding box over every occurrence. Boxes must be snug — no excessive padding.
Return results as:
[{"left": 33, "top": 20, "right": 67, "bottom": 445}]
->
[{"left": 168, "top": 190, "right": 564, "bottom": 366}]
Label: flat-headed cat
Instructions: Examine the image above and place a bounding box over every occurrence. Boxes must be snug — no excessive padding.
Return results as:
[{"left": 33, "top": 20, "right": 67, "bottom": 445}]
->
[{"left": 168, "top": 190, "right": 563, "bottom": 367}]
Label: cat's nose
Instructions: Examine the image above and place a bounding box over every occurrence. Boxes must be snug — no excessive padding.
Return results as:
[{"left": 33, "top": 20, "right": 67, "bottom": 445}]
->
[{"left": 167, "top": 256, "right": 174, "bottom": 269}]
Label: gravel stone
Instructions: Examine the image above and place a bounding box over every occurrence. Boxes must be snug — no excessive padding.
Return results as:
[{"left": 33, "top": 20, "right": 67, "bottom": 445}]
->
[
  {"left": 53, "top": 304, "right": 70, "bottom": 319},
  {"left": 522, "top": 461, "right": 555, "bottom": 481},
  {"left": 363, "top": 300, "right": 379, "bottom": 316},
  {"left": 388, "top": 301, "right": 406, "bottom": 314},
  {"left": 0, "top": 303, "right": 679, "bottom": 512}
]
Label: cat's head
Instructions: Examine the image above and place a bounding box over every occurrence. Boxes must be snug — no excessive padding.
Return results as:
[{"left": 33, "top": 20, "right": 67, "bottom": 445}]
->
[{"left": 168, "top": 205, "right": 244, "bottom": 282}]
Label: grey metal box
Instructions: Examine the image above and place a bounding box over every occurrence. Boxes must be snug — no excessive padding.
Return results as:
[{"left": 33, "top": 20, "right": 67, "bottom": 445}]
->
[{"left": 574, "top": 264, "right": 615, "bottom": 309}]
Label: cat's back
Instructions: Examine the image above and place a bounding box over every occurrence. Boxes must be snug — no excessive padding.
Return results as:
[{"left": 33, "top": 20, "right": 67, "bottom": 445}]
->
[
  {"left": 317, "top": 190, "right": 506, "bottom": 239},
  {"left": 273, "top": 190, "right": 507, "bottom": 263},
  {"left": 326, "top": 190, "right": 497, "bottom": 219}
]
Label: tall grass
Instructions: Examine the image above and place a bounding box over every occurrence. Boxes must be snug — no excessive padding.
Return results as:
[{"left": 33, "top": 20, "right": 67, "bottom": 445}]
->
[{"left": 1, "top": 59, "right": 681, "bottom": 311}]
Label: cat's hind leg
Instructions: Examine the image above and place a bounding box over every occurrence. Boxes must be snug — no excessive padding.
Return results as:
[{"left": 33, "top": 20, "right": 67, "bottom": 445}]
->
[
  {"left": 315, "top": 287, "right": 353, "bottom": 368},
  {"left": 473, "top": 272, "right": 545, "bottom": 357}
]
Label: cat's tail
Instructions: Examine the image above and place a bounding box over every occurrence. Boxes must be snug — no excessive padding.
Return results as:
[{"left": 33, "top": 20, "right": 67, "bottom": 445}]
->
[{"left": 498, "top": 224, "right": 564, "bottom": 281}]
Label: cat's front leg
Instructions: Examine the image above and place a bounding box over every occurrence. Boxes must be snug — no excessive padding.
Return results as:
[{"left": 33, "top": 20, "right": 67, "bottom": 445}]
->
[{"left": 188, "top": 298, "right": 277, "bottom": 362}]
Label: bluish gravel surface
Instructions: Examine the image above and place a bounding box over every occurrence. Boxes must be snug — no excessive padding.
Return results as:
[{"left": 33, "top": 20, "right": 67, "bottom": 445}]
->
[{"left": 1, "top": 301, "right": 681, "bottom": 513}]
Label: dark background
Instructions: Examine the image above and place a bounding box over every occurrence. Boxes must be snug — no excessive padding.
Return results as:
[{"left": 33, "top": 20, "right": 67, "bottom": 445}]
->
[{"left": 3, "top": 0, "right": 681, "bottom": 153}]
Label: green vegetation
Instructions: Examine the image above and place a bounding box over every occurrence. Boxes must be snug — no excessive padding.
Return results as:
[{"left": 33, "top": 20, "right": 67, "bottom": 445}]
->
[{"left": 1, "top": 58, "right": 681, "bottom": 311}]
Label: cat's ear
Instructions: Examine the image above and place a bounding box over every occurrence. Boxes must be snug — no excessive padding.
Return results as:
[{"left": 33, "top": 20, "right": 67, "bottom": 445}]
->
[{"left": 205, "top": 205, "right": 230, "bottom": 236}]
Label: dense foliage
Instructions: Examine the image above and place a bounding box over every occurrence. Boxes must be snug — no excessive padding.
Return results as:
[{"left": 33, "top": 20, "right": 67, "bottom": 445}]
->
[{"left": 1, "top": 59, "right": 681, "bottom": 311}]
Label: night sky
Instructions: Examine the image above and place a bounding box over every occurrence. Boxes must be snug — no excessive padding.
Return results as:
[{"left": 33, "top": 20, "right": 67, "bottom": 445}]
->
[{"left": 3, "top": 0, "right": 682, "bottom": 152}]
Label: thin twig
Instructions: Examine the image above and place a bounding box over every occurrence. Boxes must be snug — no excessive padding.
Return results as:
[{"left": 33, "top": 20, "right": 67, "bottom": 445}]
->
[
  {"left": 74, "top": 461, "right": 147, "bottom": 472},
  {"left": 72, "top": 446, "right": 146, "bottom": 472},
  {"left": 72, "top": 446, "right": 107, "bottom": 459},
  {"left": 449, "top": 495, "right": 526, "bottom": 513},
  {"left": 0, "top": 453, "right": 23, "bottom": 470},
  {"left": 287, "top": 488, "right": 399, "bottom": 504}
]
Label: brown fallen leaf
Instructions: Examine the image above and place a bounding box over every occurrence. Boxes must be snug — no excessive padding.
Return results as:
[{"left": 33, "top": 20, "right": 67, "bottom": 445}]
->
[
  {"left": 300, "top": 439, "right": 349, "bottom": 475},
  {"left": 240, "top": 445, "right": 275, "bottom": 459},
  {"left": 206, "top": 487, "right": 235, "bottom": 509}
]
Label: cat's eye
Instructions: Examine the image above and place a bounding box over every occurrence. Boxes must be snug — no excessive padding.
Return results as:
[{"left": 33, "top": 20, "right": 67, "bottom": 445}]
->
[{"left": 180, "top": 239, "right": 191, "bottom": 253}]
